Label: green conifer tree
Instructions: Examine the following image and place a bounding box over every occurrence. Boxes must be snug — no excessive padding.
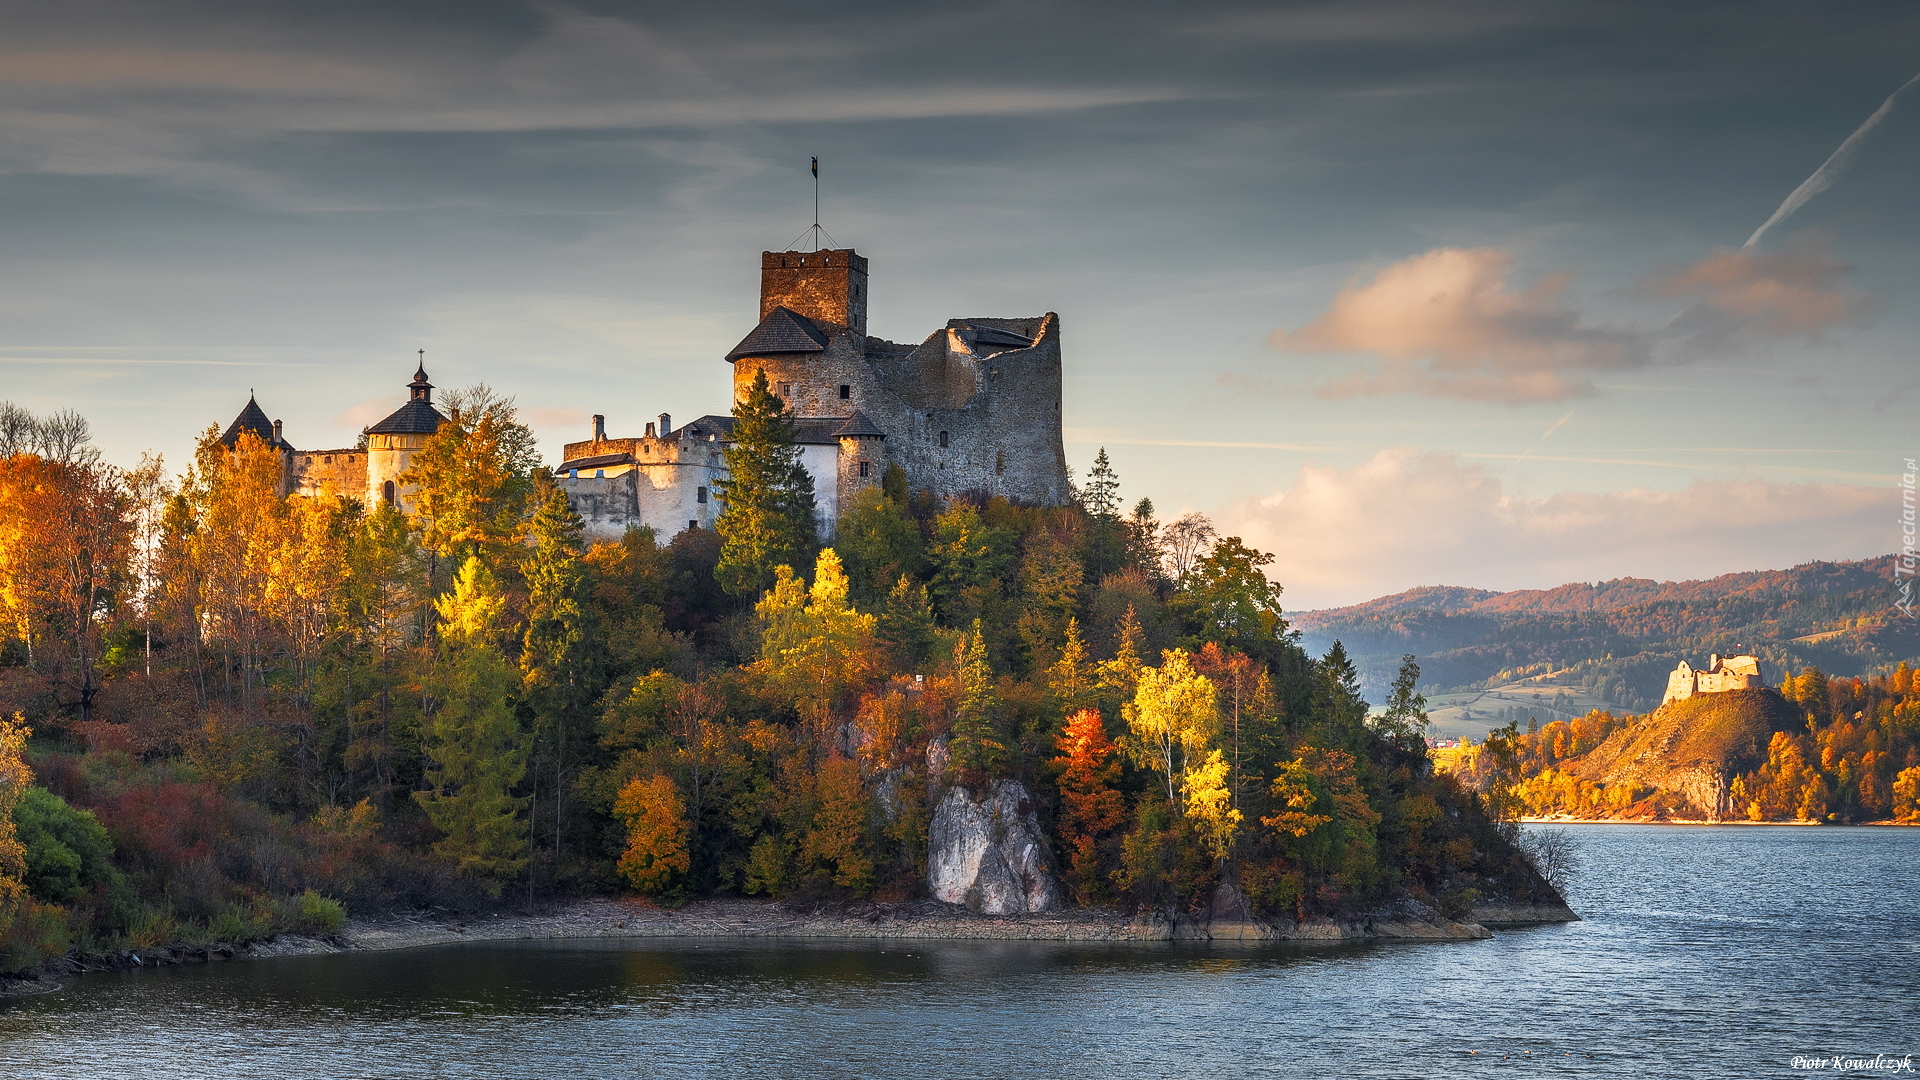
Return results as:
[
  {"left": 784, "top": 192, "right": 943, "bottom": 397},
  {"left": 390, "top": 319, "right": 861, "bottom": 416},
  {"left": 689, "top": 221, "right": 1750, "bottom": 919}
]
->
[
  {"left": 521, "top": 482, "right": 601, "bottom": 864},
  {"left": 947, "top": 621, "right": 1006, "bottom": 778},
  {"left": 714, "top": 371, "right": 818, "bottom": 597},
  {"left": 416, "top": 557, "right": 531, "bottom": 893}
]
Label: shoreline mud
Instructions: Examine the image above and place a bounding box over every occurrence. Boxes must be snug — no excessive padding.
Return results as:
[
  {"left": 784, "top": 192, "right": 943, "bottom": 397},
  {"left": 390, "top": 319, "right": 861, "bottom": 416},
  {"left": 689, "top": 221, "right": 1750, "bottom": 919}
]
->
[{"left": 3, "top": 893, "right": 1578, "bottom": 995}]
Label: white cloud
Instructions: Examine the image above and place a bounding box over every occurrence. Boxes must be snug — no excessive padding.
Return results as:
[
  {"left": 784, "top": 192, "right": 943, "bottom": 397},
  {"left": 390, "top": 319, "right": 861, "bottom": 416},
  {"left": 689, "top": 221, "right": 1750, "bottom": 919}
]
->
[
  {"left": 1646, "top": 241, "right": 1864, "bottom": 350},
  {"left": 1219, "top": 447, "right": 1891, "bottom": 610},
  {"left": 1270, "top": 247, "right": 1645, "bottom": 404}
]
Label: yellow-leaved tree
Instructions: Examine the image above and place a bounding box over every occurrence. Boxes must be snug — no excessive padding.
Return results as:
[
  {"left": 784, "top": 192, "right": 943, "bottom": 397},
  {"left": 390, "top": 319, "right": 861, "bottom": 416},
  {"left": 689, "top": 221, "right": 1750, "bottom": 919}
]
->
[
  {"left": 1124, "top": 648, "right": 1219, "bottom": 809},
  {"left": 415, "top": 556, "right": 530, "bottom": 892},
  {"left": 755, "top": 549, "right": 878, "bottom": 734},
  {"left": 0, "top": 714, "right": 30, "bottom": 901}
]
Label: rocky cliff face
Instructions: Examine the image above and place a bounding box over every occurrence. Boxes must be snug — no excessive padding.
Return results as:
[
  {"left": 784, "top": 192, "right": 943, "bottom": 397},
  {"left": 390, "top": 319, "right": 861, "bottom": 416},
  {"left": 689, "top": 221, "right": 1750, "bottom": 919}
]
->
[
  {"left": 1568, "top": 688, "right": 1801, "bottom": 818},
  {"left": 927, "top": 780, "right": 1061, "bottom": 914}
]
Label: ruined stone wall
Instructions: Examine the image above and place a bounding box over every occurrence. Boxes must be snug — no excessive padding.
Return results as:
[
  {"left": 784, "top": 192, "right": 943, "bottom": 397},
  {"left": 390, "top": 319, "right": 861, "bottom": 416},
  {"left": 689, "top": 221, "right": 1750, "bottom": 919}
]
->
[
  {"left": 732, "top": 313, "right": 1069, "bottom": 507},
  {"left": 291, "top": 449, "right": 370, "bottom": 501}
]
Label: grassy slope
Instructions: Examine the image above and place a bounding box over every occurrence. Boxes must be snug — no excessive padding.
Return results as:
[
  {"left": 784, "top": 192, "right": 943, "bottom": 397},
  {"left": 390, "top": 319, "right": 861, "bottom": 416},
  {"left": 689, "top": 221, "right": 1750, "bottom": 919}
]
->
[{"left": 1564, "top": 689, "right": 1803, "bottom": 818}]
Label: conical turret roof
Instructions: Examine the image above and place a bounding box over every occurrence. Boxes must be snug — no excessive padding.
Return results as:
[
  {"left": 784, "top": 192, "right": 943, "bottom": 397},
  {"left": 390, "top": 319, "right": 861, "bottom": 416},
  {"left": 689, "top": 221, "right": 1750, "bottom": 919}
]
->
[{"left": 220, "top": 395, "right": 290, "bottom": 449}]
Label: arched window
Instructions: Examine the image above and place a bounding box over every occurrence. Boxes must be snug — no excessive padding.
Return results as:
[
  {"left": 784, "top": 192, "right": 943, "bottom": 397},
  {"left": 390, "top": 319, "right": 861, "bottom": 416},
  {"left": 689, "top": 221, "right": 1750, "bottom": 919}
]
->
[{"left": 382, "top": 480, "right": 395, "bottom": 505}]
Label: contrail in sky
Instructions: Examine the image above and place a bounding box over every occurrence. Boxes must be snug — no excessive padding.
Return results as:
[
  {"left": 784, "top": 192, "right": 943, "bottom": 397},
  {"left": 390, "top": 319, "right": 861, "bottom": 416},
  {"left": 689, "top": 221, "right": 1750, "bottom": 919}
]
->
[
  {"left": 1499, "top": 408, "right": 1576, "bottom": 480},
  {"left": 1744, "top": 71, "right": 1920, "bottom": 249}
]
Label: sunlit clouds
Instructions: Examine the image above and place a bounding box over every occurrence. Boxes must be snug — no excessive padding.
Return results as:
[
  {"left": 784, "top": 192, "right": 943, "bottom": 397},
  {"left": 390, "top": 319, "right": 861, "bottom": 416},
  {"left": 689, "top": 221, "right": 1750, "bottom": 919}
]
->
[
  {"left": 1220, "top": 447, "right": 1887, "bottom": 609},
  {"left": 1271, "top": 248, "right": 1644, "bottom": 404}
]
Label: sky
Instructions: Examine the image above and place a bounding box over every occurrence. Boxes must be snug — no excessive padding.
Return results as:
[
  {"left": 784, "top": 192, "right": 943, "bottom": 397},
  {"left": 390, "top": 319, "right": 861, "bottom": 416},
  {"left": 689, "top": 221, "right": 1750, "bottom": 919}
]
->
[{"left": 2, "top": 0, "right": 1915, "bottom": 608}]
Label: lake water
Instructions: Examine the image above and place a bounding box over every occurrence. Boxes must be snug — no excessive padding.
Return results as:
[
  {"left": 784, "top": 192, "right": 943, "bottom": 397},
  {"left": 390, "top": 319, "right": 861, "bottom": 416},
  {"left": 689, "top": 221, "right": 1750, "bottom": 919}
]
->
[{"left": 2, "top": 825, "right": 1914, "bottom": 1078}]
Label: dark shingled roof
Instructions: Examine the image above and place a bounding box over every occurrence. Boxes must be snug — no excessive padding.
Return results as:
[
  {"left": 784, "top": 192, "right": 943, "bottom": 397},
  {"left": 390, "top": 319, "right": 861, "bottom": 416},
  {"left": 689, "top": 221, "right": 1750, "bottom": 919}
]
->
[
  {"left": 724, "top": 306, "right": 830, "bottom": 362},
  {"left": 220, "top": 395, "right": 291, "bottom": 449},
  {"left": 960, "top": 323, "right": 1033, "bottom": 350},
  {"left": 366, "top": 398, "right": 447, "bottom": 436},
  {"left": 673, "top": 414, "right": 851, "bottom": 446},
  {"left": 831, "top": 411, "right": 886, "bottom": 438},
  {"left": 556, "top": 452, "right": 636, "bottom": 473}
]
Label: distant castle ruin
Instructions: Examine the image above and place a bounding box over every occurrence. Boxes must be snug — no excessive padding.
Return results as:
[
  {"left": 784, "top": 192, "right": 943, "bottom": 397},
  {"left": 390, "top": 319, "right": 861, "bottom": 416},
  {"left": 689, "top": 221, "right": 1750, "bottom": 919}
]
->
[
  {"left": 1662, "top": 653, "right": 1765, "bottom": 705},
  {"left": 218, "top": 245, "right": 1072, "bottom": 538}
]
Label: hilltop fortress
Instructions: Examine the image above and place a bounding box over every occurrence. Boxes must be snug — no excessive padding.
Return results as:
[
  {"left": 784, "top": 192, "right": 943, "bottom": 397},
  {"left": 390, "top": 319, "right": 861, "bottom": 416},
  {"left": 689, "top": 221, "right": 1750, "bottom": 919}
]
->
[
  {"left": 219, "top": 246, "right": 1072, "bottom": 538},
  {"left": 1662, "top": 653, "right": 1765, "bottom": 705}
]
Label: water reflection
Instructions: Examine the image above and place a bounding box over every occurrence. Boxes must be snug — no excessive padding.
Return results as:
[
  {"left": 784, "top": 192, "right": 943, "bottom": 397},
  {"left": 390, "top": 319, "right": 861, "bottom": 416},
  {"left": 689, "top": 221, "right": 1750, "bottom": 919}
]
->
[{"left": 2, "top": 826, "right": 1915, "bottom": 1079}]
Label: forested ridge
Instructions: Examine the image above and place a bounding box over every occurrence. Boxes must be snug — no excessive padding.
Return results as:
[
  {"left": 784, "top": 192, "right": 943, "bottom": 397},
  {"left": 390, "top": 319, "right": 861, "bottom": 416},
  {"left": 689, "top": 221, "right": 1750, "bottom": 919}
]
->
[
  {"left": 1296, "top": 559, "right": 1915, "bottom": 712},
  {"left": 0, "top": 384, "right": 1551, "bottom": 974},
  {"left": 1450, "top": 665, "right": 1920, "bottom": 823}
]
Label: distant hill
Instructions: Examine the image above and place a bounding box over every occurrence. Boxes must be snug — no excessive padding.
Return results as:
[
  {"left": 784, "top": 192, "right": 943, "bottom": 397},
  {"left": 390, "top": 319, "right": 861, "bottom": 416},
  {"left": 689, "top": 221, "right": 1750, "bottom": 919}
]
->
[
  {"left": 1293, "top": 555, "right": 1917, "bottom": 729},
  {"left": 1563, "top": 688, "right": 1804, "bottom": 819}
]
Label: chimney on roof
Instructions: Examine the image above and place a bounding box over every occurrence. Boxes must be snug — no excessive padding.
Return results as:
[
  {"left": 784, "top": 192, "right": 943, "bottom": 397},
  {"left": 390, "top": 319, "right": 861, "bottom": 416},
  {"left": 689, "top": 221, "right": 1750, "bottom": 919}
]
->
[
  {"left": 658, "top": 413, "right": 671, "bottom": 438},
  {"left": 272, "top": 419, "right": 283, "bottom": 445},
  {"left": 644, "top": 422, "right": 656, "bottom": 438},
  {"left": 592, "top": 414, "right": 605, "bottom": 441}
]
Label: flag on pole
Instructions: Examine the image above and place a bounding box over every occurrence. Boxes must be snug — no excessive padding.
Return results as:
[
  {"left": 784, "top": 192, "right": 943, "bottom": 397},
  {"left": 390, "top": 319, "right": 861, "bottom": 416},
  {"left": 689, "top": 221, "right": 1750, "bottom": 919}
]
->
[{"left": 811, "top": 157, "right": 818, "bottom": 177}]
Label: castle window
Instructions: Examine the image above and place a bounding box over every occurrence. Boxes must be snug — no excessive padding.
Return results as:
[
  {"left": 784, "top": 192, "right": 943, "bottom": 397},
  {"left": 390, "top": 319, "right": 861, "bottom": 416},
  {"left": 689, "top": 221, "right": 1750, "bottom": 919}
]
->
[
  {"left": 839, "top": 385, "right": 850, "bottom": 399},
  {"left": 595, "top": 469, "right": 605, "bottom": 478},
  {"left": 995, "top": 451, "right": 1004, "bottom": 476},
  {"left": 777, "top": 382, "right": 793, "bottom": 399},
  {"left": 689, "top": 519, "right": 698, "bottom": 531},
  {"left": 569, "top": 469, "right": 577, "bottom": 479},
  {"left": 858, "top": 461, "right": 870, "bottom": 478},
  {"left": 382, "top": 480, "right": 395, "bottom": 505},
  {"left": 697, "top": 486, "right": 708, "bottom": 504},
  {"left": 939, "top": 430, "right": 949, "bottom": 448}
]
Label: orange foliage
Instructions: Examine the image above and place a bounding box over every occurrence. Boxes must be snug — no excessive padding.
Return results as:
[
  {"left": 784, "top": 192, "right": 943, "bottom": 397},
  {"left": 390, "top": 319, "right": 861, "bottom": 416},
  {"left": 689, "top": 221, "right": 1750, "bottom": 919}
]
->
[
  {"left": 613, "top": 774, "right": 690, "bottom": 894},
  {"left": 1051, "top": 708, "right": 1125, "bottom": 902}
]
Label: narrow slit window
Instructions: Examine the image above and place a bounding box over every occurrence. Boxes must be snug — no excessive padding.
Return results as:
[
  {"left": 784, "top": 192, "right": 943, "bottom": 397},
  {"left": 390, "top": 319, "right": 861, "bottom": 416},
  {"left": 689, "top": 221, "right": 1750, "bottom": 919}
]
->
[
  {"left": 939, "top": 430, "right": 949, "bottom": 448},
  {"left": 697, "top": 486, "right": 708, "bottom": 504},
  {"left": 382, "top": 480, "right": 395, "bottom": 505}
]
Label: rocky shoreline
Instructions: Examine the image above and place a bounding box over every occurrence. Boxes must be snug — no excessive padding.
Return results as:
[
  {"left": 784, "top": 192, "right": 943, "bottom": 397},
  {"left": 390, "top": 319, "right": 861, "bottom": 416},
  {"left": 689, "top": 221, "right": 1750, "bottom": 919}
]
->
[{"left": 0, "top": 894, "right": 1578, "bottom": 996}]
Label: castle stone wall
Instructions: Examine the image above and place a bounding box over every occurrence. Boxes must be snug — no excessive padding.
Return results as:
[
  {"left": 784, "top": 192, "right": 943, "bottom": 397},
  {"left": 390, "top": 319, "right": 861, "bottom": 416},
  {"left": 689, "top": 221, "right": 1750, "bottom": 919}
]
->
[{"left": 292, "top": 449, "right": 370, "bottom": 501}]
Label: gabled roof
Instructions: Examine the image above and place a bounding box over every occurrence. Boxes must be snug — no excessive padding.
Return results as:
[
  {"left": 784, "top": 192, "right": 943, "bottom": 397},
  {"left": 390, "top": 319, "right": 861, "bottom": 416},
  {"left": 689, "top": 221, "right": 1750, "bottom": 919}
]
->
[
  {"left": 366, "top": 399, "right": 447, "bottom": 436},
  {"left": 671, "top": 414, "right": 853, "bottom": 446},
  {"left": 220, "top": 395, "right": 291, "bottom": 449},
  {"left": 724, "top": 306, "right": 830, "bottom": 362},
  {"left": 832, "top": 411, "right": 885, "bottom": 438},
  {"left": 556, "top": 452, "right": 636, "bottom": 473}
]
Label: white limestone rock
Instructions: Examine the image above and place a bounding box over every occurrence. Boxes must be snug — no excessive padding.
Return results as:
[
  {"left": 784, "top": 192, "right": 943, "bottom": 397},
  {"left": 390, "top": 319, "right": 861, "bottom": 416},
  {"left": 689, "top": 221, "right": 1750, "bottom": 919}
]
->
[{"left": 927, "top": 780, "right": 1061, "bottom": 914}]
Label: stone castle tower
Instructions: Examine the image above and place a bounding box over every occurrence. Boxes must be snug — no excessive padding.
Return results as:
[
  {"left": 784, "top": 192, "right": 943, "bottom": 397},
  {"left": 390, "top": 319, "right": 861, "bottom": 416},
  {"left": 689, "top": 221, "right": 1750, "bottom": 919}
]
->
[
  {"left": 219, "top": 363, "right": 446, "bottom": 512},
  {"left": 557, "top": 246, "right": 1071, "bottom": 540}
]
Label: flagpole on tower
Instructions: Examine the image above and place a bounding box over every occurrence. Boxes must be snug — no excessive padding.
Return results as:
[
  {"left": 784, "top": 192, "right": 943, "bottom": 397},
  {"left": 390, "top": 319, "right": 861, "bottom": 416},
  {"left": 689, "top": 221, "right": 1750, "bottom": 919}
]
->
[{"left": 787, "top": 156, "right": 837, "bottom": 252}]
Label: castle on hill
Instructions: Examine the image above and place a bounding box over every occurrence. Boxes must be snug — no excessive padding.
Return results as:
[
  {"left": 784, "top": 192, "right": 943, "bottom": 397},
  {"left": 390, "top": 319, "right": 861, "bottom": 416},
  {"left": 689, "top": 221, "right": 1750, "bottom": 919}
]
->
[
  {"left": 217, "top": 245, "right": 1071, "bottom": 537},
  {"left": 1662, "top": 653, "right": 1765, "bottom": 705}
]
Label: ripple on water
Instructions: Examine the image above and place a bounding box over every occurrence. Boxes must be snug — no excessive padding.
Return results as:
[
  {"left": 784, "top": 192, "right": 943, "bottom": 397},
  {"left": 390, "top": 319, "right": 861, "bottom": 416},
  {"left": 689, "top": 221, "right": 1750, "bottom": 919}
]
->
[{"left": 1, "top": 825, "right": 1915, "bottom": 1079}]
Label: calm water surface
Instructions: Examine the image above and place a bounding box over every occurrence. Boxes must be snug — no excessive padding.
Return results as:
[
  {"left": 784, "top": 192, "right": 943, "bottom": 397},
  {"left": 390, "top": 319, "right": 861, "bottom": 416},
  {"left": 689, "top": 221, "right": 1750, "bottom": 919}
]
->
[{"left": 2, "top": 825, "right": 1914, "bottom": 1078}]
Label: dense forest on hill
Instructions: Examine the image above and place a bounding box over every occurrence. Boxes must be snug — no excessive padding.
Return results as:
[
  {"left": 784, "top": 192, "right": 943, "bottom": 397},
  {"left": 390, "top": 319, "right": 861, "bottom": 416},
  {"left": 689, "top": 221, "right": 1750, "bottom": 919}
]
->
[
  {"left": 1296, "top": 560, "right": 1915, "bottom": 711},
  {"left": 1448, "top": 666, "right": 1920, "bottom": 823},
  {"left": 0, "top": 386, "right": 1550, "bottom": 974}
]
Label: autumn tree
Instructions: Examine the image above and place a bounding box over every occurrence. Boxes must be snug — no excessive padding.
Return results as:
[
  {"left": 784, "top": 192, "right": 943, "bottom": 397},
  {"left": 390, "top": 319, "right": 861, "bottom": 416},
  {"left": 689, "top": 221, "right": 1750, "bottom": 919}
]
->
[
  {"left": 715, "top": 370, "right": 818, "bottom": 597},
  {"left": 1051, "top": 708, "right": 1125, "bottom": 902},
  {"left": 755, "top": 549, "right": 878, "bottom": 737},
  {"left": 1123, "top": 648, "right": 1219, "bottom": 810},
  {"left": 614, "top": 773, "right": 691, "bottom": 896},
  {"left": 415, "top": 557, "right": 530, "bottom": 892},
  {"left": 403, "top": 384, "right": 539, "bottom": 575}
]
